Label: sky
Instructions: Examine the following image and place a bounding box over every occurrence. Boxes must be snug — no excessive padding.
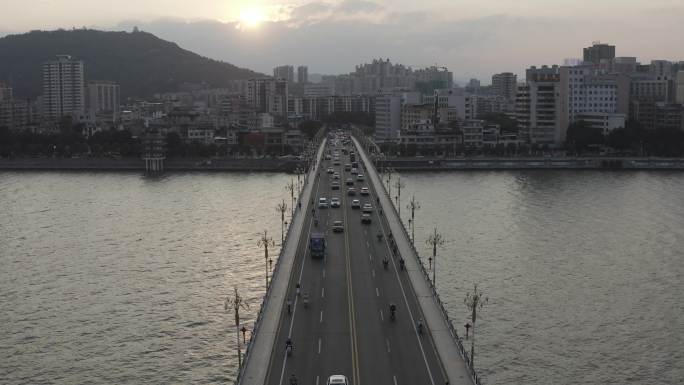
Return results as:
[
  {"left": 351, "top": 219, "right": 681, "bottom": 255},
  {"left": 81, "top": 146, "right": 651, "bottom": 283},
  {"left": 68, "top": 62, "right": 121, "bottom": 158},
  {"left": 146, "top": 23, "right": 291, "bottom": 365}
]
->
[{"left": 1, "top": 0, "right": 683, "bottom": 83}]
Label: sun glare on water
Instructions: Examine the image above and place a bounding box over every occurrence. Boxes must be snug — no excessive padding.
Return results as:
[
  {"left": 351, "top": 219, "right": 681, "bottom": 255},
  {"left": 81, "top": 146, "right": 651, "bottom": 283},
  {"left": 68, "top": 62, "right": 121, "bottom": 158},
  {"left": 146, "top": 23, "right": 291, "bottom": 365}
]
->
[{"left": 239, "top": 7, "right": 265, "bottom": 29}]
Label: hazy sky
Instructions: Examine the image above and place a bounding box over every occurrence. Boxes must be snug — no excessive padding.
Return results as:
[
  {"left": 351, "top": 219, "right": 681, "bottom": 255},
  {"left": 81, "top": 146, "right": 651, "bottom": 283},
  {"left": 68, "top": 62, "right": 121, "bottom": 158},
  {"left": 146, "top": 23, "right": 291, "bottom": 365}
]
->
[{"left": 2, "top": 0, "right": 683, "bottom": 82}]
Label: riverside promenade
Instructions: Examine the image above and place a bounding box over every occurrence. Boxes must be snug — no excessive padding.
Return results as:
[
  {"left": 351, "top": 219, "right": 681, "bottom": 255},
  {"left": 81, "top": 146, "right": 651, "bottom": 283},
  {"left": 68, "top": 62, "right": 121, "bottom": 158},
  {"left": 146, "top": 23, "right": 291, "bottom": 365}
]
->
[{"left": 238, "top": 132, "right": 478, "bottom": 385}]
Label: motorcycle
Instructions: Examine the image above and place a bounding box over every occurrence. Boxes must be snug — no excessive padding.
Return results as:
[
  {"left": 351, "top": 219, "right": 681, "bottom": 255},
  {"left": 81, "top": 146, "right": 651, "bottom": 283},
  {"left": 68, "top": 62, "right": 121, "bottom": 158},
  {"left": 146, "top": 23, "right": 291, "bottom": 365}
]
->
[
  {"left": 383, "top": 257, "right": 389, "bottom": 270},
  {"left": 286, "top": 342, "right": 293, "bottom": 357},
  {"left": 399, "top": 258, "right": 405, "bottom": 271},
  {"left": 417, "top": 319, "right": 424, "bottom": 335},
  {"left": 389, "top": 304, "right": 396, "bottom": 321},
  {"left": 377, "top": 233, "right": 383, "bottom": 242}
]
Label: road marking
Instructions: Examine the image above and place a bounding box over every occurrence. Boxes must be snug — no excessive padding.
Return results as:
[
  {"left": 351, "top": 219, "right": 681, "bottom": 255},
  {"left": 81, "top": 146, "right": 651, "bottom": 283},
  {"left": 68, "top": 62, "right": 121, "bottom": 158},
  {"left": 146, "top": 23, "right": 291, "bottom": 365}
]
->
[
  {"left": 318, "top": 338, "right": 322, "bottom": 354},
  {"left": 376, "top": 287, "right": 380, "bottom": 297},
  {"left": 366, "top": 241, "right": 369, "bottom": 247},
  {"left": 342, "top": 165, "right": 361, "bottom": 385},
  {"left": 320, "top": 310, "right": 323, "bottom": 323},
  {"left": 275, "top": 141, "right": 326, "bottom": 385},
  {"left": 321, "top": 287, "right": 325, "bottom": 298},
  {"left": 393, "top": 375, "right": 398, "bottom": 385},
  {"left": 379, "top": 310, "right": 384, "bottom": 321},
  {"left": 371, "top": 269, "right": 375, "bottom": 277},
  {"left": 322, "top": 269, "right": 326, "bottom": 278},
  {"left": 386, "top": 338, "right": 391, "bottom": 353},
  {"left": 364, "top": 229, "right": 367, "bottom": 235},
  {"left": 316, "top": 376, "right": 320, "bottom": 385}
]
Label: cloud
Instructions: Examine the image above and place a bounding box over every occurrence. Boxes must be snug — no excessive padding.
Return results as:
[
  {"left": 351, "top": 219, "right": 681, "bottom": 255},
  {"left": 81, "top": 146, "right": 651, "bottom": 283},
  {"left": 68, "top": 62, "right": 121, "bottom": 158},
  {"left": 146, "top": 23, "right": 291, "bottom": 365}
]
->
[{"left": 113, "top": 3, "right": 683, "bottom": 83}]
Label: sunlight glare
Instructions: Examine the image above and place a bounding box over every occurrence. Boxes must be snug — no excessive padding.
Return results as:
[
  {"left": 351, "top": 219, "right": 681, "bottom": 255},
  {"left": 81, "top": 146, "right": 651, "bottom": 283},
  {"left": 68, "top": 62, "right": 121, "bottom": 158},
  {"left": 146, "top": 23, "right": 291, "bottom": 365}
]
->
[{"left": 239, "top": 7, "right": 265, "bottom": 28}]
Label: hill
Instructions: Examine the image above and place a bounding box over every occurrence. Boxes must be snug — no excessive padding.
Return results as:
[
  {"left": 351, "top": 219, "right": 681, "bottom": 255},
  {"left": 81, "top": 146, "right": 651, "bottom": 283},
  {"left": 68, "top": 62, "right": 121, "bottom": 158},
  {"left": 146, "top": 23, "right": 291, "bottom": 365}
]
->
[{"left": 0, "top": 29, "right": 262, "bottom": 98}]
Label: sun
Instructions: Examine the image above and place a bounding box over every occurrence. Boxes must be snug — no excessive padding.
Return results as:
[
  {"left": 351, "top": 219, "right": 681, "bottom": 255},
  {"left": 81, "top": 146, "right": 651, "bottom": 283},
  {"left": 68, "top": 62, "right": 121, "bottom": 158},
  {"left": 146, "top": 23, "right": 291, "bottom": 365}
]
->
[{"left": 239, "top": 7, "right": 265, "bottom": 28}]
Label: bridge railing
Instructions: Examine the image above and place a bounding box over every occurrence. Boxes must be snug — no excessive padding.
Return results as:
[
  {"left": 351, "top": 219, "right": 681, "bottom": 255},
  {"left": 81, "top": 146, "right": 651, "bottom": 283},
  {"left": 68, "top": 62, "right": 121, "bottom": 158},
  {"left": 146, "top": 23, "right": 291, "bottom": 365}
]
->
[
  {"left": 356, "top": 134, "right": 484, "bottom": 385},
  {"left": 236, "top": 137, "right": 324, "bottom": 384}
]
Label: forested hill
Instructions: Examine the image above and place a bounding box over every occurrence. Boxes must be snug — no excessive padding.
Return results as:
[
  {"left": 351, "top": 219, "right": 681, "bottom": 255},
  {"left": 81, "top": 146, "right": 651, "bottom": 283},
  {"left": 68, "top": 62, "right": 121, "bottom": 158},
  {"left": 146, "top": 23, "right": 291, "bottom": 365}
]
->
[{"left": 0, "top": 29, "right": 261, "bottom": 98}]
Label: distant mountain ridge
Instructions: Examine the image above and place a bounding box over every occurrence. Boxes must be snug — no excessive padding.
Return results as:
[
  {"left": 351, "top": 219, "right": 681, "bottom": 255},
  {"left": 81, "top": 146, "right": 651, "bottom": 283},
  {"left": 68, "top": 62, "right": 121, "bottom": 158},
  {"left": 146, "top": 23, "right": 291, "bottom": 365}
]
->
[{"left": 0, "top": 29, "right": 262, "bottom": 98}]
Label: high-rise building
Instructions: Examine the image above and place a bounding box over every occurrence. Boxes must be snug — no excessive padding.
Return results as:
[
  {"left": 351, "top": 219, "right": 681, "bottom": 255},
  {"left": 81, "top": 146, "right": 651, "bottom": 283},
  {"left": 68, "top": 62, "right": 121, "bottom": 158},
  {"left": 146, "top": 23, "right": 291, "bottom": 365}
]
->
[
  {"left": 297, "top": 66, "right": 308, "bottom": 84},
  {"left": 650, "top": 60, "right": 673, "bottom": 77},
  {"left": 0, "top": 83, "right": 12, "bottom": 128},
  {"left": 273, "top": 65, "right": 295, "bottom": 83},
  {"left": 246, "top": 78, "right": 288, "bottom": 118},
  {"left": 0, "top": 83, "right": 11, "bottom": 102},
  {"left": 676, "top": 71, "right": 684, "bottom": 104},
  {"left": 583, "top": 42, "right": 615, "bottom": 64},
  {"left": 492, "top": 72, "right": 518, "bottom": 100},
  {"left": 42, "top": 55, "right": 84, "bottom": 119},
  {"left": 516, "top": 65, "right": 563, "bottom": 145},
  {"left": 414, "top": 66, "right": 453, "bottom": 90},
  {"left": 375, "top": 94, "right": 402, "bottom": 142},
  {"left": 86, "top": 81, "right": 120, "bottom": 115}
]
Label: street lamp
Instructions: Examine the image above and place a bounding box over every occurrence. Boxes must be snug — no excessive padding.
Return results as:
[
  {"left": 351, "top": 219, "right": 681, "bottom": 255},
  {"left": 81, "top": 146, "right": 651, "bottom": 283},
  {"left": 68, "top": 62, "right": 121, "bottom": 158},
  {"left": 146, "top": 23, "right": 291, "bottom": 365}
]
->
[
  {"left": 425, "top": 227, "right": 445, "bottom": 287},
  {"left": 464, "top": 284, "right": 488, "bottom": 369},
  {"left": 285, "top": 179, "right": 295, "bottom": 219},
  {"left": 257, "top": 230, "right": 275, "bottom": 290},
  {"left": 225, "top": 287, "right": 249, "bottom": 369},
  {"left": 406, "top": 196, "right": 420, "bottom": 245},
  {"left": 276, "top": 200, "right": 287, "bottom": 244},
  {"left": 394, "top": 177, "right": 405, "bottom": 217}
]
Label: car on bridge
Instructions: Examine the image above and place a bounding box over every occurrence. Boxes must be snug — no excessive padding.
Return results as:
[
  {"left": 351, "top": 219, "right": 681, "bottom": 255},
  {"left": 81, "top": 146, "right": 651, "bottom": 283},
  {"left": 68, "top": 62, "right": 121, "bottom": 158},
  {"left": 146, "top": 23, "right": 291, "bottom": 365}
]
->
[
  {"left": 361, "top": 213, "right": 372, "bottom": 224},
  {"left": 351, "top": 199, "right": 361, "bottom": 209},
  {"left": 331, "top": 181, "right": 340, "bottom": 190},
  {"left": 347, "top": 187, "right": 356, "bottom": 196},
  {"left": 327, "top": 375, "right": 349, "bottom": 385},
  {"left": 360, "top": 187, "right": 369, "bottom": 195},
  {"left": 318, "top": 197, "right": 329, "bottom": 208},
  {"left": 357, "top": 173, "right": 364, "bottom": 181},
  {"left": 332, "top": 220, "right": 344, "bottom": 233},
  {"left": 362, "top": 203, "right": 373, "bottom": 213},
  {"left": 346, "top": 178, "right": 354, "bottom": 186},
  {"left": 344, "top": 163, "right": 352, "bottom": 171},
  {"left": 330, "top": 197, "right": 341, "bottom": 208},
  {"left": 327, "top": 167, "right": 334, "bottom": 174}
]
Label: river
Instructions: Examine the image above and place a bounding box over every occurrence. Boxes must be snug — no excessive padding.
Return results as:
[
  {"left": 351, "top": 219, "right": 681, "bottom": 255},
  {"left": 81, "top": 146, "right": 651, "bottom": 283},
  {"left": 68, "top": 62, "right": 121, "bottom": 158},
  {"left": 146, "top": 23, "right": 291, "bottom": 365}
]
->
[{"left": 1, "top": 171, "right": 682, "bottom": 384}]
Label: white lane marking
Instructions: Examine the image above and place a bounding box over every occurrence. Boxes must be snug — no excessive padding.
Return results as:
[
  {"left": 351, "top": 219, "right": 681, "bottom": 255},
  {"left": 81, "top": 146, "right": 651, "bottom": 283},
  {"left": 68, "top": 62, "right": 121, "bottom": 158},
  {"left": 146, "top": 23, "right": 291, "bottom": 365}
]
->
[
  {"left": 376, "top": 287, "right": 380, "bottom": 297},
  {"left": 379, "top": 310, "right": 384, "bottom": 321},
  {"left": 322, "top": 269, "right": 326, "bottom": 278},
  {"left": 278, "top": 141, "right": 326, "bottom": 385},
  {"left": 371, "top": 269, "right": 375, "bottom": 277},
  {"left": 366, "top": 241, "right": 369, "bottom": 247},
  {"left": 320, "top": 310, "right": 324, "bottom": 323},
  {"left": 364, "top": 229, "right": 367, "bottom": 235},
  {"left": 386, "top": 338, "right": 391, "bottom": 353},
  {"left": 318, "top": 338, "right": 322, "bottom": 354},
  {"left": 321, "top": 287, "right": 325, "bottom": 298},
  {"left": 316, "top": 376, "right": 320, "bottom": 385},
  {"left": 393, "top": 375, "right": 398, "bottom": 385}
]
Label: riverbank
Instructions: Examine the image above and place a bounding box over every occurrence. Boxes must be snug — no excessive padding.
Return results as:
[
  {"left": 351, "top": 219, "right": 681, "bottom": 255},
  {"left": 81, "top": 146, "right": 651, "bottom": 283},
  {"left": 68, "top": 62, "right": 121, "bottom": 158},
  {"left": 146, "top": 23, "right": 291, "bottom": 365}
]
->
[
  {"left": 3, "top": 156, "right": 684, "bottom": 172},
  {"left": 0, "top": 157, "right": 307, "bottom": 172},
  {"left": 375, "top": 157, "right": 684, "bottom": 170}
]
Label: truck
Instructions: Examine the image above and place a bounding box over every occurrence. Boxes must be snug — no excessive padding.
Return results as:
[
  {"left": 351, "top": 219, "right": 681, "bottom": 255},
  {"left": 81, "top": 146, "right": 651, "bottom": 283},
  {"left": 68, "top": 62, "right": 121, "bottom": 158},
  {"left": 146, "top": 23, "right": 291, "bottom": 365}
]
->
[{"left": 310, "top": 232, "right": 326, "bottom": 259}]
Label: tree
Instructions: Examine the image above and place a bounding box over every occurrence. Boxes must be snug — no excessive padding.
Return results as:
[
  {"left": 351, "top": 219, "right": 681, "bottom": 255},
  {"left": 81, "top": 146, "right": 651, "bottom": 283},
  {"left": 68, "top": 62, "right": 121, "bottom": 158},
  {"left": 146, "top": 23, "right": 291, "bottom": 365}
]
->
[{"left": 566, "top": 120, "right": 604, "bottom": 153}]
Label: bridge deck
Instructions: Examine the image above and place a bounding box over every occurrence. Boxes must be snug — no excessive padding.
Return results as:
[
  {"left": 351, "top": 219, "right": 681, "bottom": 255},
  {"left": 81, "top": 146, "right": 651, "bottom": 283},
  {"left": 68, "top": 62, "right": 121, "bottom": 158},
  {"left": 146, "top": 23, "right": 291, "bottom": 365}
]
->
[{"left": 241, "top": 134, "right": 475, "bottom": 385}]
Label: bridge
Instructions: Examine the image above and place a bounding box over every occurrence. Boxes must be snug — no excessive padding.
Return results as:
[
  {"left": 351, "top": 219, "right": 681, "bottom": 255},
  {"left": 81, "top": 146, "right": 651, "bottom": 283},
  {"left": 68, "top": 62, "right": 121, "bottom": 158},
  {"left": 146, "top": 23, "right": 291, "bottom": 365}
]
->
[{"left": 236, "top": 132, "right": 481, "bottom": 385}]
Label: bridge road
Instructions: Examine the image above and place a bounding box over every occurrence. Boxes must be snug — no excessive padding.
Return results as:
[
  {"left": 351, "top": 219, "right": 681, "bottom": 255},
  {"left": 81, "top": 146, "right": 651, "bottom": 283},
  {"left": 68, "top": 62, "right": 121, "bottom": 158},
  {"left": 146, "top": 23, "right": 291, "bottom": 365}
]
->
[{"left": 265, "top": 138, "right": 448, "bottom": 385}]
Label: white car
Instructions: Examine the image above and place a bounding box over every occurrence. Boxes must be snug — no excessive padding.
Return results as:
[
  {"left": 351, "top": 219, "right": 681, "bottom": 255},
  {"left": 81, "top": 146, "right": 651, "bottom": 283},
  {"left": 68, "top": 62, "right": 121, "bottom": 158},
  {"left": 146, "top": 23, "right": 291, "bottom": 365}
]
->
[
  {"left": 351, "top": 199, "right": 361, "bottom": 209},
  {"left": 362, "top": 203, "right": 373, "bottom": 213},
  {"left": 318, "top": 197, "right": 328, "bottom": 208},
  {"left": 360, "top": 187, "right": 369, "bottom": 195},
  {"left": 327, "top": 167, "right": 334, "bottom": 174},
  {"left": 357, "top": 174, "right": 364, "bottom": 181},
  {"left": 327, "top": 375, "right": 349, "bottom": 385},
  {"left": 330, "top": 197, "right": 341, "bottom": 208}
]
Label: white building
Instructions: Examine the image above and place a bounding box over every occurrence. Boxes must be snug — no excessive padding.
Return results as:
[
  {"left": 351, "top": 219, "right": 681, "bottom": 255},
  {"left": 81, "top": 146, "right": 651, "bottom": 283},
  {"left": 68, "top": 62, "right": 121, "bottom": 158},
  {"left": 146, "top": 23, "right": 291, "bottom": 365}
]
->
[
  {"left": 246, "top": 78, "right": 288, "bottom": 118},
  {"left": 516, "top": 65, "right": 563, "bottom": 145},
  {"left": 273, "top": 65, "right": 294, "bottom": 83},
  {"left": 86, "top": 81, "right": 120, "bottom": 116},
  {"left": 492, "top": 72, "right": 518, "bottom": 101},
  {"left": 304, "top": 83, "right": 333, "bottom": 98},
  {"left": 43, "top": 55, "right": 85, "bottom": 120},
  {"left": 375, "top": 94, "right": 402, "bottom": 142},
  {"left": 297, "top": 66, "right": 308, "bottom": 84}
]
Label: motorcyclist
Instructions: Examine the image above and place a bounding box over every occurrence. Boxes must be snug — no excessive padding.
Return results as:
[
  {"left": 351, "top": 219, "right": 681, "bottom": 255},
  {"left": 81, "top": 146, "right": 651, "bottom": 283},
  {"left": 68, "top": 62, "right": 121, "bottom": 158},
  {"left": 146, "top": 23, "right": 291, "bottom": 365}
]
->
[
  {"left": 383, "top": 256, "right": 389, "bottom": 269},
  {"left": 417, "top": 318, "right": 424, "bottom": 334},
  {"left": 289, "top": 374, "right": 298, "bottom": 385},
  {"left": 389, "top": 303, "right": 396, "bottom": 320},
  {"left": 399, "top": 258, "right": 405, "bottom": 270},
  {"left": 296, "top": 283, "right": 301, "bottom": 297},
  {"left": 287, "top": 298, "right": 292, "bottom": 315},
  {"left": 286, "top": 338, "right": 294, "bottom": 355}
]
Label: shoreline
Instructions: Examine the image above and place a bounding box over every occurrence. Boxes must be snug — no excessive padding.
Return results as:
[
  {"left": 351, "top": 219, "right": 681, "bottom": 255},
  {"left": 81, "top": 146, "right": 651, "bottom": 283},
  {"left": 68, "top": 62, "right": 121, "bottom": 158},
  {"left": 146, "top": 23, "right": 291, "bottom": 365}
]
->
[{"left": 2, "top": 157, "right": 684, "bottom": 171}]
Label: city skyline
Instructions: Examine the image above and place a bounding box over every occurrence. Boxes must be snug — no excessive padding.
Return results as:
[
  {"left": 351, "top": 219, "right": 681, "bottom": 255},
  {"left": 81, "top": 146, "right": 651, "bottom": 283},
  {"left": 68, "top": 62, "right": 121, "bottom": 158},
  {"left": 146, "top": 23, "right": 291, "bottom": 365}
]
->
[{"left": 1, "top": 0, "right": 682, "bottom": 82}]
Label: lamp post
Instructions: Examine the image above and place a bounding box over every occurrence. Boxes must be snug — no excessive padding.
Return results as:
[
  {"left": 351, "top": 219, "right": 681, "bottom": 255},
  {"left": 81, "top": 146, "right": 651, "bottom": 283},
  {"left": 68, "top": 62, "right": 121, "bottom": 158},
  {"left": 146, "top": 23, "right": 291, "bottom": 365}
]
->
[
  {"left": 257, "top": 230, "right": 275, "bottom": 290},
  {"left": 276, "top": 200, "right": 287, "bottom": 244},
  {"left": 285, "top": 179, "right": 295, "bottom": 219},
  {"left": 464, "top": 284, "right": 488, "bottom": 369},
  {"left": 225, "top": 287, "right": 249, "bottom": 370},
  {"left": 394, "top": 177, "right": 405, "bottom": 217},
  {"left": 406, "top": 196, "right": 420, "bottom": 245},
  {"left": 426, "top": 227, "right": 445, "bottom": 287}
]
